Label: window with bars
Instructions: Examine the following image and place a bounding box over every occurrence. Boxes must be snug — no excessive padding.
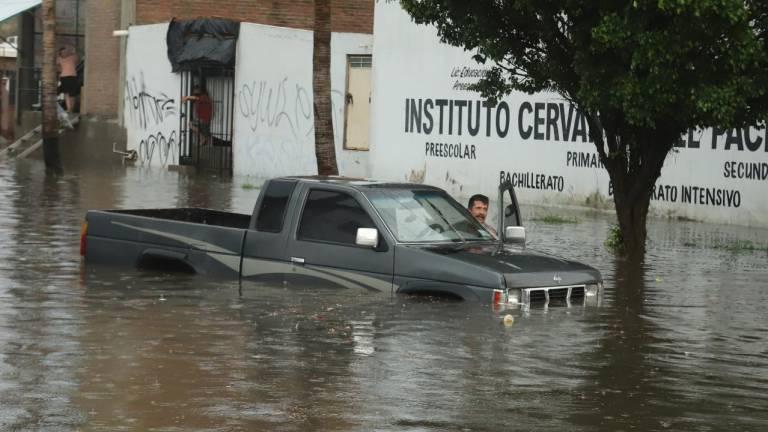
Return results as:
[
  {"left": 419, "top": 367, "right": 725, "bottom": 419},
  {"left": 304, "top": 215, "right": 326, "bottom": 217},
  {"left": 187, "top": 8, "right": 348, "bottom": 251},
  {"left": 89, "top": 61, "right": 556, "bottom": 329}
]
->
[{"left": 348, "top": 54, "right": 372, "bottom": 68}]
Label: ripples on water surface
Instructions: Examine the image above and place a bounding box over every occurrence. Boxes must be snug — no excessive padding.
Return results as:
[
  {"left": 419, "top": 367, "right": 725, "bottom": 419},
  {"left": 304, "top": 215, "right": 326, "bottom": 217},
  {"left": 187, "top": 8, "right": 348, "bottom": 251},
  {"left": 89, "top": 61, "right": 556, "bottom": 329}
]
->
[{"left": 0, "top": 160, "right": 766, "bottom": 431}]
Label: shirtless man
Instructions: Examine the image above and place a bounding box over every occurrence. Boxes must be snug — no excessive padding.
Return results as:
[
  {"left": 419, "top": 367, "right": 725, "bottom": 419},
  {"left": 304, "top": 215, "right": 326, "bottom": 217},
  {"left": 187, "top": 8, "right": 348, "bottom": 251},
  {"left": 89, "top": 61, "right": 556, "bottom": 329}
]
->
[{"left": 56, "top": 46, "right": 79, "bottom": 113}]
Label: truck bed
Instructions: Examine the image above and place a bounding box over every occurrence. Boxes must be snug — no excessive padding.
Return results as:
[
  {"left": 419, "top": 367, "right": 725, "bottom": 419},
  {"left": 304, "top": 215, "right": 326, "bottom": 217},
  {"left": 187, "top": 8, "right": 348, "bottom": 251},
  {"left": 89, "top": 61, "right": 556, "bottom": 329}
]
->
[
  {"left": 108, "top": 208, "right": 251, "bottom": 229},
  {"left": 85, "top": 208, "right": 252, "bottom": 277}
]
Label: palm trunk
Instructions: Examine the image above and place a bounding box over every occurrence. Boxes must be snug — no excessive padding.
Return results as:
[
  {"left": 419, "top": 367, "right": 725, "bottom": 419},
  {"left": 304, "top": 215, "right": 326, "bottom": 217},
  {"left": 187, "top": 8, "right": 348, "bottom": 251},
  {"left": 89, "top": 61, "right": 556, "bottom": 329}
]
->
[
  {"left": 42, "top": 0, "right": 61, "bottom": 173},
  {"left": 312, "top": 0, "right": 338, "bottom": 176}
]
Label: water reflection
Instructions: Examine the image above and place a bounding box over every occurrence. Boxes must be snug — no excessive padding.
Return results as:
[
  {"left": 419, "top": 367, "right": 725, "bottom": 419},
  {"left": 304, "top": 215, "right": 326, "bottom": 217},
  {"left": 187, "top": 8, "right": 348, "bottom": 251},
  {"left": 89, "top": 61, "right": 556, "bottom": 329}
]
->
[
  {"left": 0, "top": 160, "right": 766, "bottom": 431},
  {"left": 74, "top": 275, "right": 247, "bottom": 430},
  {"left": 570, "top": 260, "right": 674, "bottom": 430}
]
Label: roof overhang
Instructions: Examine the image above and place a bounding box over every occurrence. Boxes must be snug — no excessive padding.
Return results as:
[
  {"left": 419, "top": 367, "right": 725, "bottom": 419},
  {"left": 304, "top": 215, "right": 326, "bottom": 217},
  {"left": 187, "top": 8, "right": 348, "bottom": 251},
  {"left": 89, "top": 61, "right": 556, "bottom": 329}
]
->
[{"left": 0, "top": 0, "right": 41, "bottom": 23}]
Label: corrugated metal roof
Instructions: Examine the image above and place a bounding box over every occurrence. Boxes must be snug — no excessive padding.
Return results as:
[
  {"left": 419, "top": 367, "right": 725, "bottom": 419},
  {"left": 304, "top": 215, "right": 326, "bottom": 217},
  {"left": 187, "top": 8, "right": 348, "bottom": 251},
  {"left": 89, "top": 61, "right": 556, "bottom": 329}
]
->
[{"left": 0, "top": 0, "right": 41, "bottom": 23}]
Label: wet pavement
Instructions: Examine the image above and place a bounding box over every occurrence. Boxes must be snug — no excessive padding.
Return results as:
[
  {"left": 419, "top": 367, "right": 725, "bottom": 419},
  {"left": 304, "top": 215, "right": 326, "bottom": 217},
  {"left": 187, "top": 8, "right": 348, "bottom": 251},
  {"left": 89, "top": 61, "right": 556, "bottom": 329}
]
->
[{"left": 1, "top": 159, "right": 767, "bottom": 431}]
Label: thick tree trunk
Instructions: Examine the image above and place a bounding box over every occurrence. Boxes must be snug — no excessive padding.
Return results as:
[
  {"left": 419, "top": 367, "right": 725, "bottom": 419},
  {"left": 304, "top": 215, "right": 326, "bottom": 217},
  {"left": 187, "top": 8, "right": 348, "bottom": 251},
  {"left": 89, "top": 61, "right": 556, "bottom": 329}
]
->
[
  {"left": 612, "top": 186, "right": 651, "bottom": 258},
  {"left": 607, "top": 140, "right": 673, "bottom": 259},
  {"left": 42, "top": 0, "right": 61, "bottom": 173},
  {"left": 587, "top": 114, "right": 675, "bottom": 260},
  {"left": 312, "top": 0, "right": 338, "bottom": 176}
]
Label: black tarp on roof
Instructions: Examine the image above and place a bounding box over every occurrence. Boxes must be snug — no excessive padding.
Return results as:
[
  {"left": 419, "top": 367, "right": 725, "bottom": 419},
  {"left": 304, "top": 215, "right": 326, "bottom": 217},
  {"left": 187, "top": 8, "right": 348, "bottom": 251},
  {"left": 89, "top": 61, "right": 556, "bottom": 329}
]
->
[{"left": 166, "top": 18, "right": 240, "bottom": 72}]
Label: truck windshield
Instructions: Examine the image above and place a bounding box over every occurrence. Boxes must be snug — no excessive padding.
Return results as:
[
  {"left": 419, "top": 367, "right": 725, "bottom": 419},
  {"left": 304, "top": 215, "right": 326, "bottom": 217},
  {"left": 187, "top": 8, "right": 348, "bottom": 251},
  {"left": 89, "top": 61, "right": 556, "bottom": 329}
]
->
[{"left": 364, "top": 189, "right": 494, "bottom": 243}]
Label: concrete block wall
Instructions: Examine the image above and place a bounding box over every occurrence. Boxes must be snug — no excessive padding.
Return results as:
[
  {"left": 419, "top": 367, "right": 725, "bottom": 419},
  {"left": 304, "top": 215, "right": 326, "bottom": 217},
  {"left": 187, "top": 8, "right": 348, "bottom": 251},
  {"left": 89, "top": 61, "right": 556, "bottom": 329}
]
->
[{"left": 83, "top": 0, "right": 122, "bottom": 116}]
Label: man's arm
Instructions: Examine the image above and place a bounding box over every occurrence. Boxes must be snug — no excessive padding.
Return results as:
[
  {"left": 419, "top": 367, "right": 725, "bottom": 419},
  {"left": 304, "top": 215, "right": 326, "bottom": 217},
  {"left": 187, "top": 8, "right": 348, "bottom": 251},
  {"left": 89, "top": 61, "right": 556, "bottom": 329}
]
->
[{"left": 181, "top": 95, "right": 199, "bottom": 103}]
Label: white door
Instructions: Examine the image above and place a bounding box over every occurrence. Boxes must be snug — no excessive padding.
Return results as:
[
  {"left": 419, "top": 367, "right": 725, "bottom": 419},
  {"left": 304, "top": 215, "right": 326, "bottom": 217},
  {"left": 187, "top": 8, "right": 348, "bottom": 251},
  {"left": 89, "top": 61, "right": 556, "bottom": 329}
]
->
[{"left": 343, "top": 55, "right": 372, "bottom": 151}]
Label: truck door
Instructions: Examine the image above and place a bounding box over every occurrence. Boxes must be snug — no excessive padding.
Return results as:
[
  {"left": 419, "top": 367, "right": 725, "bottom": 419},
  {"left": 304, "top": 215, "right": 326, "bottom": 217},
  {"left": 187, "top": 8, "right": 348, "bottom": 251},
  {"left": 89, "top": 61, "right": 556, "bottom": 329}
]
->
[
  {"left": 241, "top": 179, "right": 298, "bottom": 285},
  {"left": 285, "top": 186, "right": 395, "bottom": 293},
  {"left": 498, "top": 180, "right": 523, "bottom": 228}
]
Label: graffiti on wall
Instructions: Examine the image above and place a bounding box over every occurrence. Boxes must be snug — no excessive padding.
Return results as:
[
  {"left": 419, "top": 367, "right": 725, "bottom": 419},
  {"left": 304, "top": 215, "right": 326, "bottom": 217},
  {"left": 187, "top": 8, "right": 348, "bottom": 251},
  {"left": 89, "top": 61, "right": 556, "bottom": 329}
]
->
[
  {"left": 236, "top": 77, "right": 345, "bottom": 174},
  {"left": 125, "top": 73, "right": 176, "bottom": 130},
  {"left": 125, "top": 72, "right": 178, "bottom": 166},
  {"left": 137, "top": 130, "right": 178, "bottom": 168},
  {"left": 238, "top": 78, "right": 312, "bottom": 139},
  {"left": 238, "top": 78, "right": 345, "bottom": 142}
]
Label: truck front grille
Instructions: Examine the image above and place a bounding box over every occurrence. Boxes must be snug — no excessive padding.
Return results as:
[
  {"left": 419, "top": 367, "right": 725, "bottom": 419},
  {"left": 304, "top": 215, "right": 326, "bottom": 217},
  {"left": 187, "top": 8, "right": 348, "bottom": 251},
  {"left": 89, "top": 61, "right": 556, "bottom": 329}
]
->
[
  {"left": 522, "top": 285, "right": 586, "bottom": 305},
  {"left": 529, "top": 290, "right": 546, "bottom": 303}
]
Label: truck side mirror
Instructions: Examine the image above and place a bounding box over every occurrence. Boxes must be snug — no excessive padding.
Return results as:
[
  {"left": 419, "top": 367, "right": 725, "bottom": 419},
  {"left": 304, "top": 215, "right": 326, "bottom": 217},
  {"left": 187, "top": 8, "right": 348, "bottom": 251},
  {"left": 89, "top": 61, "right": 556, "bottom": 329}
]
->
[
  {"left": 355, "top": 227, "right": 379, "bottom": 248},
  {"left": 504, "top": 226, "right": 526, "bottom": 245}
]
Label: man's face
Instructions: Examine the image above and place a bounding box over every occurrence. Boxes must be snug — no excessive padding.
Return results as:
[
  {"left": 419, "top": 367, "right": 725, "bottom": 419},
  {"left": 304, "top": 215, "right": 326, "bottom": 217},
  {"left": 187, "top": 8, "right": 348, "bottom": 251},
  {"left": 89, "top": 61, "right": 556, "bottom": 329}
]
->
[{"left": 469, "top": 200, "right": 488, "bottom": 223}]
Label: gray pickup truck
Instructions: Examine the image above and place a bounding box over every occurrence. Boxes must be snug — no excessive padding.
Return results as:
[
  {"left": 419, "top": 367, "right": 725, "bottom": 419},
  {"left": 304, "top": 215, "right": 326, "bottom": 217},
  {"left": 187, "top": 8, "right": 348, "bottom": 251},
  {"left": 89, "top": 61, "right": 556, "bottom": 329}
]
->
[{"left": 81, "top": 176, "right": 602, "bottom": 306}]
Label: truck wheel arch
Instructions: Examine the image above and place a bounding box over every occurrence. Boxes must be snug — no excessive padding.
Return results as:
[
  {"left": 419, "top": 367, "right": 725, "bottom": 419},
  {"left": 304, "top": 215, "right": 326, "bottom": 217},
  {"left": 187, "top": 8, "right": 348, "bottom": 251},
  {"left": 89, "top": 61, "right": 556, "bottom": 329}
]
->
[
  {"left": 396, "top": 280, "right": 485, "bottom": 302},
  {"left": 136, "top": 248, "right": 196, "bottom": 274}
]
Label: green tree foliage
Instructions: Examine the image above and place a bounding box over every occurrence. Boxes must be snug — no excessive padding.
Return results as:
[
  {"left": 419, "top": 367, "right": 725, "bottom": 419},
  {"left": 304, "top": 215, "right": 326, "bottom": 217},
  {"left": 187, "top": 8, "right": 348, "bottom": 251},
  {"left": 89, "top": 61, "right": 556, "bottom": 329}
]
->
[{"left": 401, "top": 0, "right": 768, "bottom": 258}]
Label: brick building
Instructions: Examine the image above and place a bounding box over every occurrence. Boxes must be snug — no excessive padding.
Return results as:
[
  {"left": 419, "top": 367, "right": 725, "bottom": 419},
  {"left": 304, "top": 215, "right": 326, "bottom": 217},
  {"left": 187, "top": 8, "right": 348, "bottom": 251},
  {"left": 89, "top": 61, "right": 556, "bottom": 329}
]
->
[
  {"left": 83, "top": 0, "right": 374, "bottom": 118},
  {"left": 82, "top": 0, "right": 376, "bottom": 177},
  {"left": 83, "top": 0, "right": 122, "bottom": 116},
  {"left": 0, "top": 0, "right": 85, "bottom": 141},
  {"left": 134, "top": 0, "right": 373, "bottom": 33}
]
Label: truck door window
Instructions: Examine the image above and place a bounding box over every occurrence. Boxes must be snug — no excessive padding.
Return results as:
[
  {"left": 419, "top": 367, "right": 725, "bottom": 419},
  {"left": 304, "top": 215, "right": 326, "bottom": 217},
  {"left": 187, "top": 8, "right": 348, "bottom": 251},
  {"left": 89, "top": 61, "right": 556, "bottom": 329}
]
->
[
  {"left": 256, "top": 180, "right": 297, "bottom": 232},
  {"left": 298, "top": 190, "right": 376, "bottom": 245},
  {"left": 501, "top": 181, "right": 523, "bottom": 227}
]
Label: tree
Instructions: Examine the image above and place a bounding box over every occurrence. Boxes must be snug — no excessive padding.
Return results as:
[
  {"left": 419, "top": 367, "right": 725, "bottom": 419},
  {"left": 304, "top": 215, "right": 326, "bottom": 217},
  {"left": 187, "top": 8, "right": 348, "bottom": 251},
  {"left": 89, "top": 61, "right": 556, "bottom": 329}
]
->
[
  {"left": 313, "top": 0, "right": 339, "bottom": 176},
  {"left": 42, "top": 0, "right": 61, "bottom": 173},
  {"left": 401, "top": 0, "right": 768, "bottom": 258}
]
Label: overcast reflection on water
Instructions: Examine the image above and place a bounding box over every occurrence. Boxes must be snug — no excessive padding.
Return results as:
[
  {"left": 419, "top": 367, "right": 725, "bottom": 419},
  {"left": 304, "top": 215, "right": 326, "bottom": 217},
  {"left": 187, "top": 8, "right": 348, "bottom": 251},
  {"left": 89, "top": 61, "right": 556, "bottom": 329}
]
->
[{"left": 0, "top": 159, "right": 767, "bottom": 431}]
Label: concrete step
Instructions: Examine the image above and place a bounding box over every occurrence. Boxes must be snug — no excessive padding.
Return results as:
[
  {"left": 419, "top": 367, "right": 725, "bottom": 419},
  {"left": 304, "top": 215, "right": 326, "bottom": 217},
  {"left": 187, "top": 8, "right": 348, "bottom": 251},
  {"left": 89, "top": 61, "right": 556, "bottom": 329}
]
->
[
  {"left": 0, "top": 123, "right": 75, "bottom": 161},
  {"left": 16, "top": 140, "right": 43, "bottom": 159},
  {"left": 0, "top": 126, "right": 42, "bottom": 160}
]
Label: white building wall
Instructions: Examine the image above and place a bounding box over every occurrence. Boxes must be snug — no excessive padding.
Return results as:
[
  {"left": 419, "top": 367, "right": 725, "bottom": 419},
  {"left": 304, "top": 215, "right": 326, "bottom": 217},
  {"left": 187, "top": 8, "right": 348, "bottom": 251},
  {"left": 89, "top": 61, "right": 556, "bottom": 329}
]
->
[
  {"left": 123, "top": 22, "right": 372, "bottom": 176},
  {"left": 232, "top": 23, "right": 372, "bottom": 178},
  {"left": 124, "top": 24, "right": 180, "bottom": 169},
  {"left": 330, "top": 32, "right": 373, "bottom": 178},
  {"left": 369, "top": 2, "right": 768, "bottom": 227}
]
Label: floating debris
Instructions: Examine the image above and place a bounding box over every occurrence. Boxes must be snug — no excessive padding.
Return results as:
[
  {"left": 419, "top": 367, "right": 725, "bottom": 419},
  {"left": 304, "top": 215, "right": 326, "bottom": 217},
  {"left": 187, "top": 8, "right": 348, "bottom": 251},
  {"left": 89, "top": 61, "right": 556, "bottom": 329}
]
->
[{"left": 502, "top": 314, "right": 515, "bottom": 326}]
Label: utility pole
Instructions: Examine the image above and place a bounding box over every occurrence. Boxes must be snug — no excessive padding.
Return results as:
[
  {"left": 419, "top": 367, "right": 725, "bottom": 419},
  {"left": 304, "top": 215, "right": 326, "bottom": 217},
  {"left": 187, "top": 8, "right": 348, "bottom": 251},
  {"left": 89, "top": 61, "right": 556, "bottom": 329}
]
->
[{"left": 42, "top": 0, "right": 62, "bottom": 173}]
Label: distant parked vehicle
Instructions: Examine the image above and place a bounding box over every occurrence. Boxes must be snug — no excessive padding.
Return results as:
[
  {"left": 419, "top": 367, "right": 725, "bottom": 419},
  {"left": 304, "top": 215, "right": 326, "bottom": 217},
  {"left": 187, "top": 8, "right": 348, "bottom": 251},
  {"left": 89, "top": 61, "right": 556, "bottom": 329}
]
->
[{"left": 81, "top": 177, "right": 603, "bottom": 307}]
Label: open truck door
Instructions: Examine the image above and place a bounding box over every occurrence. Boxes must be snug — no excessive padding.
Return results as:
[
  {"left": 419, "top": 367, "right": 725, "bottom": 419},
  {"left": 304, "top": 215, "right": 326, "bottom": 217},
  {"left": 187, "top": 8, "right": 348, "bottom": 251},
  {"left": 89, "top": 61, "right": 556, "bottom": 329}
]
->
[{"left": 497, "top": 181, "right": 526, "bottom": 245}]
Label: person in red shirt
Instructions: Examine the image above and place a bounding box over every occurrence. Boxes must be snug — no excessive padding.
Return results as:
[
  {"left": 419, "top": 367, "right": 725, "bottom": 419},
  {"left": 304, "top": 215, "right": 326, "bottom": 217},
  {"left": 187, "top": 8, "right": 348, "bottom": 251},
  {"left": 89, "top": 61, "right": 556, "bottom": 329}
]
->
[{"left": 182, "top": 85, "right": 213, "bottom": 146}]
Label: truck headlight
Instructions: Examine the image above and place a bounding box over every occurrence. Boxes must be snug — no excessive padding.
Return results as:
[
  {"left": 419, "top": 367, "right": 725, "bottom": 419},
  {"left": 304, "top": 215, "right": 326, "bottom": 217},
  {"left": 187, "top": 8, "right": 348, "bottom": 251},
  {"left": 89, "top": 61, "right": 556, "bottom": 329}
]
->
[
  {"left": 585, "top": 282, "right": 602, "bottom": 297},
  {"left": 507, "top": 289, "right": 521, "bottom": 305}
]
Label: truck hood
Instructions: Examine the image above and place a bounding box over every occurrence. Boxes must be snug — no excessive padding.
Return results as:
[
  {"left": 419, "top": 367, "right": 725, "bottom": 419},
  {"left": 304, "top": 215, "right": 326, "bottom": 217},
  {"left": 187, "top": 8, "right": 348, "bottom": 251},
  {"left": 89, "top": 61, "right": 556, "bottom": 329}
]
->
[{"left": 402, "top": 242, "right": 602, "bottom": 289}]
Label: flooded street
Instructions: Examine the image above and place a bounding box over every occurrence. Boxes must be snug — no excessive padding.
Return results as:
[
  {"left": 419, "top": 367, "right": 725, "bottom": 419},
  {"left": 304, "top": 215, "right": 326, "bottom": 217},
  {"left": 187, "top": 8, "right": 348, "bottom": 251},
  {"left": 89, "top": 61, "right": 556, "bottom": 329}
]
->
[{"left": 1, "top": 159, "right": 767, "bottom": 431}]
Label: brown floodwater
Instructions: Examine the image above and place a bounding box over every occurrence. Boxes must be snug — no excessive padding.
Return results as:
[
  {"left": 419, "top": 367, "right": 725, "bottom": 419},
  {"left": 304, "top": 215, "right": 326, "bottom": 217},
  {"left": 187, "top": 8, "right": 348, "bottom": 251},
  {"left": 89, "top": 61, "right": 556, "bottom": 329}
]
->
[{"left": 1, "top": 160, "right": 767, "bottom": 431}]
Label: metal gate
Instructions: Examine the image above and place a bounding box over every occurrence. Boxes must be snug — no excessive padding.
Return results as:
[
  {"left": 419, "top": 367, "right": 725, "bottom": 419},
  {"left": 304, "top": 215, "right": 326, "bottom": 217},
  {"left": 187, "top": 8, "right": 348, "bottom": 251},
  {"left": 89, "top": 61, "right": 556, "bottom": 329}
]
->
[{"left": 179, "top": 67, "right": 235, "bottom": 174}]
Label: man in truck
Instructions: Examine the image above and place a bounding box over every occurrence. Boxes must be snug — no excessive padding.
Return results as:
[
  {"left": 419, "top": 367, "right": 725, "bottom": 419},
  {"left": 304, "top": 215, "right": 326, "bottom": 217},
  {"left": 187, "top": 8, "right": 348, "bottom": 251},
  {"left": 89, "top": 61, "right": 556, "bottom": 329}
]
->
[{"left": 468, "top": 194, "right": 497, "bottom": 237}]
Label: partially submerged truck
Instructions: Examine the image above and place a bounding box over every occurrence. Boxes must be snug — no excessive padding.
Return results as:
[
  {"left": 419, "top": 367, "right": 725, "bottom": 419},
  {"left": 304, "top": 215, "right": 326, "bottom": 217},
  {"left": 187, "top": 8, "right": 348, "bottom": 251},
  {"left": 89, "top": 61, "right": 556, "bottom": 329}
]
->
[{"left": 81, "top": 177, "right": 603, "bottom": 306}]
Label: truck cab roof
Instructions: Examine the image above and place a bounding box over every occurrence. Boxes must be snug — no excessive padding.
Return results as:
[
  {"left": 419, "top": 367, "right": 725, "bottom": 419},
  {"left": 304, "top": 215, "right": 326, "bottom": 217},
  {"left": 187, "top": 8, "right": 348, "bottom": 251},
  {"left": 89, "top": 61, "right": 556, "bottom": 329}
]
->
[{"left": 277, "top": 176, "right": 443, "bottom": 192}]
